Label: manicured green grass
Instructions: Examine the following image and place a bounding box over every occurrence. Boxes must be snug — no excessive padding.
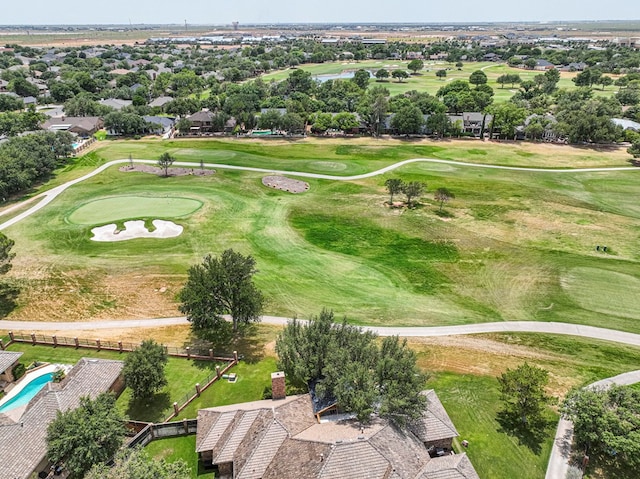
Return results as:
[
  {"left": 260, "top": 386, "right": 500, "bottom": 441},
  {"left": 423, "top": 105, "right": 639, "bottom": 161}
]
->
[
  {"left": 3, "top": 343, "right": 223, "bottom": 422},
  {"left": 145, "top": 435, "right": 213, "bottom": 479},
  {"left": 176, "top": 356, "right": 277, "bottom": 419},
  {"left": 261, "top": 61, "right": 619, "bottom": 102},
  {"left": 4, "top": 138, "right": 640, "bottom": 333},
  {"left": 427, "top": 372, "right": 555, "bottom": 479},
  {"left": 418, "top": 333, "right": 640, "bottom": 479},
  {"left": 67, "top": 196, "right": 202, "bottom": 225}
]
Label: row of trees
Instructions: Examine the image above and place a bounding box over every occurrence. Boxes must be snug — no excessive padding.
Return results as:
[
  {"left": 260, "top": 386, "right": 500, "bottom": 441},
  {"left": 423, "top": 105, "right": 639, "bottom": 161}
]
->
[
  {"left": 0, "top": 131, "right": 74, "bottom": 199},
  {"left": 385, "top": 178, "right": 454, "bottom": 211}
]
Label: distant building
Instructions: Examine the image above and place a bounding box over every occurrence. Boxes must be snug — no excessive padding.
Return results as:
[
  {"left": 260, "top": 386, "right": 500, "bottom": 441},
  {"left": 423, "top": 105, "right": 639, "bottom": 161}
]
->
[{"left": 42, "top": 116, "right": 104, "bottom": 137}]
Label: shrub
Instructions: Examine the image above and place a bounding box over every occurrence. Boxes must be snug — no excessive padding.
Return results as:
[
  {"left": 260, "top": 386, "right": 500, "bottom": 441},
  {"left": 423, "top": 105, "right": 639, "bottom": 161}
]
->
[{"left": 12, "top": 362, "right": 25, "bottom": 380}]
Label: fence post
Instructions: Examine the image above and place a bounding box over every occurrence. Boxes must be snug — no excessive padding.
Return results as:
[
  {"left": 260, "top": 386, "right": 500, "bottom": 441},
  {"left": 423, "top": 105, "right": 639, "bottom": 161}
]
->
[
  {"left": 96, "top": 339, "right": 101, "bottom": 351},
  {"left": 118, "top": 341, "right": 123, "bottom": 353},
  {"left": 183, "top": 419, "right": 189, "bottom": 434},
  {"left": 74, "top": 337, "right": 79, "bottom": 349},
  {"left": 216, "top": 365, "right": 221, "bottom": 378},
  {"left": 149, "top": 423, "right": 155, "bottom": 439},
  {"left": 195, "top": 383, "right": 201, "bottom": 396},
  {"left": 52, "top": 335, "right": 58, "bottom": 348},
  {"left": 31, "top": 332, "right": 37, "bottom": 345},
  {"left": 8, "top": 331, "right": 14, "bottom": 341},
  {"left": 233, "top": 350, "right": 238, "bottom": 362},
  {"left": 173, "top": 402, "right": 179, "bottom": 415},
  {"left": 186, "top": 347, "right": 190, "bottom": 359},
  {"left": 209, "top": 348, "right": 214, "bottom": 359},
  {"left": 0, "top": 339, "right": 4, "bottom": 350}
]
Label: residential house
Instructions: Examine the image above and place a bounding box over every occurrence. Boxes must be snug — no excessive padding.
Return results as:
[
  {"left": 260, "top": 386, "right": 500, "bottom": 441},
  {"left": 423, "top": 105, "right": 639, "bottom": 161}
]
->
[
  {"left": 143, "top": 115, "right": 176, "bottom": 136},
  {"left": 0, "top": 351, "right": 23, "bottom": 390},
  {"left": 0, "top": 358, "right": 124, "bottom": 479},
  {"left": 456, "top": 112, "right": 493, "bottom": 137},
  {"left": 42, "top": 116, "right": 104, "bottom": 137},
  {"left": 149, "top": 96, "right": 174, "bottom": 108},
  {"left": 406, "top": 51, "right": 425, "bottom": 60},
  {"left": 560, "top": 62, "right": 587, "bottom": 72},
  {"left": 21, "top": 96, "right": 37, "bottom": 106},
  {"left": 515, "top": 114, "right": 559, "bottom": 141},
  {"left": 99, "top": 98, "right": 132, "bottom": 110},
  {"left": 612, "top": 118, "right": 640, "bottom": 132},
  {"left": 195, "top": 372, "right": 479, "bottom": 479},
  {"left": 187, "top": 110, "right": 216, "bottom": 133},
  {"left": 482, "top": 53, "right": 501, "bottom": 61},
  {"left": 534, "top": 59, "right": 556, "bottom": 71}
]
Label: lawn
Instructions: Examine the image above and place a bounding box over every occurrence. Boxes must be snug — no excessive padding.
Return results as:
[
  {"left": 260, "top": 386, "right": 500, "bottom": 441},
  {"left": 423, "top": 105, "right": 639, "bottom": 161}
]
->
[
  {"left": 261, "top": 61, "right": 619, "bottom": 102},
  {"left": 145, "top": 435, "right": 213, "bottom": 479},
  {"left": 3, "top": 137, "right": 640, "bottom": 334},
  {"left": 416, "top": 332, "right": 640, "bottom": 479},
  {"left": 2, "top": 342, "right": 225, "bottom": 422}
]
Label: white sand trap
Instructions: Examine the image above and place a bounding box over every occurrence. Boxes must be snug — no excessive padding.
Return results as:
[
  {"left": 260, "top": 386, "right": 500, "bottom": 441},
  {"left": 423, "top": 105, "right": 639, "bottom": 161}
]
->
[{"left": 91, "top": 220, "right": 183, "bottom": 242}]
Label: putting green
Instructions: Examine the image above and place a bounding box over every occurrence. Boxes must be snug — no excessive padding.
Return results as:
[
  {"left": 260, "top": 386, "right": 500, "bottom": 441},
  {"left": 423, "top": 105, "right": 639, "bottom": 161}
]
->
[
  {"left": 67, "top": 196, "right": 203, "bottom": 225},
  {"left": 562, "top": 267, "right": 640, "bottom": 320}
]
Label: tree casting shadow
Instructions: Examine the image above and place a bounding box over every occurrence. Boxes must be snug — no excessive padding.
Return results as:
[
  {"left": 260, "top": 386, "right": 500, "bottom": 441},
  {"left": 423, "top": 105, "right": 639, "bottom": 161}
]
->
[{"left": 496, "top": 409, "right": 554, "bottom": 454}]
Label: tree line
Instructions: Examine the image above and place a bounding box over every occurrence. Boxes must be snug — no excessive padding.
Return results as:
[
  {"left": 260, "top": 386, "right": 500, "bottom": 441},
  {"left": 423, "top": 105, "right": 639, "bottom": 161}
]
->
[{"left": 0, "top": 131, "right": 74, "bottom": 199}]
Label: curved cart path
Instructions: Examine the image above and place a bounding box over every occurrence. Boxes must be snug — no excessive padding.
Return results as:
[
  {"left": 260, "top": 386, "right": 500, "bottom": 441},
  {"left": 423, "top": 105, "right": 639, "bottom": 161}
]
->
[
  {"left": 3, "top": 317, "right": 640, "bottom": 348},
  {"left": 1, "top": 157, "right": 638, "bottom": 231}
]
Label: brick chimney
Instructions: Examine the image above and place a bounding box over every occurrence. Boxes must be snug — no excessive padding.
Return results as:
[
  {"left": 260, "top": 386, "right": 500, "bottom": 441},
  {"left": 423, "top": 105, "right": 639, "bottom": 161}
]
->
[{"left": 271, "top": 371, "right": 286, "bottom": 400}]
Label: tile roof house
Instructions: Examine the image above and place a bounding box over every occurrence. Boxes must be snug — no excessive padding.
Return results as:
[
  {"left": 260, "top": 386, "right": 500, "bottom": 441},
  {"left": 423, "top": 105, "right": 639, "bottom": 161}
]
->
[
  {"left": 0, "top": 358, "right": 124, "bottom": 479},
  {"left": 42, "top": 116, "right": 104, "bottom": 137},
  {"left": 99, "top": 98, "right": 133, "bottom": 110},
  {"left": 0, "top": 351, "right": 23, "bottom": 386},
  {"left": 196, "top": 375, "right": 478, "bottom": 479}
]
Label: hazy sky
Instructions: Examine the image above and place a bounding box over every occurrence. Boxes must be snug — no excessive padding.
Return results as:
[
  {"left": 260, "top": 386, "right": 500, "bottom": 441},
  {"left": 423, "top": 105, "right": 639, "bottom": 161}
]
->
[{"left": 3, "top": 0, "right": 639, "bottom": 25}]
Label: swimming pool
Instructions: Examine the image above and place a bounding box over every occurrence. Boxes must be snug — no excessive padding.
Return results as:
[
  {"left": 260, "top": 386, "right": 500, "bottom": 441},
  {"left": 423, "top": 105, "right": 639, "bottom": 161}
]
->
[{"left": 0, "top": 372, "right": 54, "bottom": 413}]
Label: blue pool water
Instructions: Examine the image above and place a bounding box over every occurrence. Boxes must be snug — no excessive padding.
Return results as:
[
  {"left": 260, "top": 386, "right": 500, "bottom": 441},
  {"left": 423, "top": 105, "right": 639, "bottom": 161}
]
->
[
  {"left": 0, "top": 372, "right": 54, "bottom": 413},
  {"left": 72, "top": 142, "right": 82, "bottom": 149}
]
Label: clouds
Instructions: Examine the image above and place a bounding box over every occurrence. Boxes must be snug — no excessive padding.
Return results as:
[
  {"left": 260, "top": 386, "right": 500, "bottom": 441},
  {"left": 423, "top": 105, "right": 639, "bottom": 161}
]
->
[{"left": 3, "top": 0, "right": 639, "bottom": 25}]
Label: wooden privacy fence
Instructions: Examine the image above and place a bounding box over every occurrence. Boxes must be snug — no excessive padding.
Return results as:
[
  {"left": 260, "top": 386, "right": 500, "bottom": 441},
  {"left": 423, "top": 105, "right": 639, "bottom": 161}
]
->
[
  {"left": 1, "top": 331, "right": 239, "bottom": 422},
  {"left": 1, "top": 331, "right": 237, "bottom": 362}
]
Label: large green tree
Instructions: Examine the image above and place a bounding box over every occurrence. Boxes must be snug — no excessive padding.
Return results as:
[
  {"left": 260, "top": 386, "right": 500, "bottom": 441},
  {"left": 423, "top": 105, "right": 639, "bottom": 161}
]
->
[
  {"left": 275, "top": 309, "right": 427, "bottom": 424},
  {"left": 390, "top": 105, "right": 424, "bottom": 135},
  {"left": 562, "top": 385, "right": 640, "bottom": 468},
  {"left": 85, "top": 448, "right": 190, "bottom": 479},
  {"left": 407, "top": 59, "right": 424, "bottom": 74},
  {"left": 46, "top": 393, "right": 127, "bottom": 479},
  {"left": 498, "top": 363, "right": 553, "bottom": 425},
  {"left": 402, "top": 181, "right": 426, "bottom": 208},
  {"left": 384, "top": 178, "right": 404, "bottom": 205},
  {"left": 179, "top": 249, "right": 264, "bottom": 336},
  {"left": 123, "top": 340, "right": 168, "bottom": 400}
]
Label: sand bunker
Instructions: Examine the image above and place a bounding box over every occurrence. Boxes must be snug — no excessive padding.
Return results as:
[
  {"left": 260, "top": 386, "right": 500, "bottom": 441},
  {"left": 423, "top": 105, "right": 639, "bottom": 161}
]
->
[
  {"left": 91, "top": 220, "right": 183, "bottom": 242},
  {"left": 262, "top": 175, "right": 309, "bottom": 194}
]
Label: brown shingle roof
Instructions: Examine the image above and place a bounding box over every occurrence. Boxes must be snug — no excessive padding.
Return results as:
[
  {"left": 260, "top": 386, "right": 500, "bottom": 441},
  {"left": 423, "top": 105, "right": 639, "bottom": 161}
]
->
[
  {"left": 410, "top": 390, "right": 458, "bottom": 443},
  {"left": 196, "top": 391, "right": 476, "bottom": 479},
  {"left": 419, "top": 453, "right": 480, "bottom": 479},
  {"left": 319, "top": 441, "right": 390, "bottom": 479},
  {"left": 237, "top": 420, "right": 289, "bottom": 479},
  {"left": 0, "top": 351, "right": 22, "bottom": 373},
  {"left": 0, "top": 358, "right": 123, "bottom": 479}
]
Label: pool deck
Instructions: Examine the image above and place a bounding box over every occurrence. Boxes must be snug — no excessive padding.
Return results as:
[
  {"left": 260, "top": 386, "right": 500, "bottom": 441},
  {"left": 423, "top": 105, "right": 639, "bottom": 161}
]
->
[{"left": 0, "top": 364, "right": 70, "bottom": 421}]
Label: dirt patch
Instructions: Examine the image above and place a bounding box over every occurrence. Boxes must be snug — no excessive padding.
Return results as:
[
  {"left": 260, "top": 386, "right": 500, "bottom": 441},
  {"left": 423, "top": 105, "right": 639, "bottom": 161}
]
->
[
  {"left": 262, "top": 175, "right": 309, "bottom": 194},
  {"left": 6, "top": 268, "right": 183, "bottom": 322},
  {"left": 119, "top": 165, "right": 215, "bottom": 177}
]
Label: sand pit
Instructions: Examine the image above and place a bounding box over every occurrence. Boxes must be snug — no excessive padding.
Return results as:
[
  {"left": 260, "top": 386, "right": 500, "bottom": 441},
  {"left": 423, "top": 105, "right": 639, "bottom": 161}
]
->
[
  {"left": 262, "top": 175, "right": 309, "bottom": 194},
  {"left": 119, "top": 165, "right": 215, "bottom": 177},
  {"left": 91, "top": 220, "right": 183, "bottom": 242}
]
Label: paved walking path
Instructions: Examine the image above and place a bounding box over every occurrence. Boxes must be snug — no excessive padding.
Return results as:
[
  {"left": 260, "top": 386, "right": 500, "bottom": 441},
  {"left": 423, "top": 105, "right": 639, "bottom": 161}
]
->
[
  {"left": 3, "top": 317, "right": 640, "bottom": 348},
  {"left": 1, "top": 157, "right": 638, "bottom": 231},
  {"left": 545, "top": 369, "right": 640, "bottom": 479}
]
